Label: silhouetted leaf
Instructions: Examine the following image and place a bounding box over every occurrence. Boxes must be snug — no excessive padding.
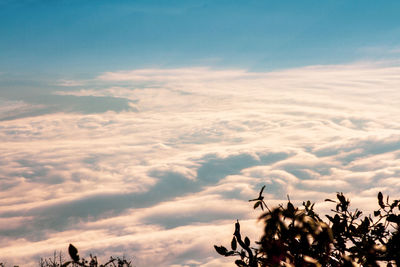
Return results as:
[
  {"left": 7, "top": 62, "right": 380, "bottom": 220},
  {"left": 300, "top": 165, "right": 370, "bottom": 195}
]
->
[
  {"left": 287, "top": 202, "right": 295, "bottom": 213},
  {"left": 390, "top": 200, "right": 399, "bottom": 209},
  {"left": 254, "top": 201, "right": 260, "bottom": 210},
  {"left": 363, "top": 217, "right": 370, "bottom": 228},
  {"left": 231, "top": 236, "right": 237, "bottom": 250},
  {"left": 259, "top": 185, "right": 266, "bottom": 196},
  {"left": 235, "top": 220, "right": 240, "bottom": 235},
  {"left": 235, "top": 259, "right": 247, "bottom": 266},
  {"left": 68, "top": 244, "right": 80, "bottom": 262},
  {"left": 333, "top": 214, "right": 340, "bottom": 224},
  {"left": 378, "top": 192, "right": 384, "bottom": 208},
  {"left": 337, "top": 193, "right": 345, "bottom": 203},
  {"left": 336, "top": 193, "right": 348, "bottom": 211},
  {"left": 355, "top": 210, "right": 362, "bottom": 218},
  {"left": 244, "top": 236, "right": 250, "bottom": 247},
  {"left": 214, "top": 245, "right": 229, "bottom": 256},
  {"left": 226, "top": 251, "right": 235, "bottom": 256},
  {"left": 387, "top": 214, "right": 400, "bottom": 223}
]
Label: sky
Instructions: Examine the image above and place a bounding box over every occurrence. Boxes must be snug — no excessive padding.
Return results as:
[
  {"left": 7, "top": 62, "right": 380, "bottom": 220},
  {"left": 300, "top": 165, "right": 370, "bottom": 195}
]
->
[{"left": 1, "top": 1, "right": 400, "bottom": 266}]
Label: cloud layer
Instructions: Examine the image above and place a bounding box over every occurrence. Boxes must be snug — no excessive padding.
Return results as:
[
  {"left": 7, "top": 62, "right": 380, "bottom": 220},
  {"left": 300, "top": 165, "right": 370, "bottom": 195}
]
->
[{"left": 1, "top": 62, "right": 400, "bottom": 266}]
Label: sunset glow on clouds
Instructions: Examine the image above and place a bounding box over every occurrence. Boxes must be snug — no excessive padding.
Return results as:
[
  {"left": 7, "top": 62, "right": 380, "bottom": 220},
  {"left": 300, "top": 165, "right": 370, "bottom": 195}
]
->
[
  {"left": 1, "top": 62, "right": 400, "bottom": 265},
  {"left": 2, "top": 0, "right": 400, "bottom": 266}
]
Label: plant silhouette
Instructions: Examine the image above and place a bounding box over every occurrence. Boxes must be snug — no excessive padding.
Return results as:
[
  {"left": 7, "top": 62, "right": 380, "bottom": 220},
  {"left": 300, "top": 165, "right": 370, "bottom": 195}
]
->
[
  {"left": 68, "top": 244, "right": 80, "bottom": 263},
  {"left": 31, "top": 244, "right": 132, "bottom": 267},
  {"left": 215, "top": 187, "right": 400, "bottom": 266},
  {"left": 2, "top": 187, "right": 400, "bottom": 266},
  {"left": 57, "top": 244, "right": 132, "bottom": 267}
]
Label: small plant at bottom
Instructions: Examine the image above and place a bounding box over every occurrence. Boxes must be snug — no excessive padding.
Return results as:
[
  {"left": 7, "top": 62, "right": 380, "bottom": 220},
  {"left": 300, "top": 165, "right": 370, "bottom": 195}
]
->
[
  {"left": 1, "top": 244, "right": 133, "bottom": 267},
  {"left": 60, "top": 244, "right": 133, "bottom": 267},
  {"left": 36, "top": 244, "right": 133, "bottom": 267}
]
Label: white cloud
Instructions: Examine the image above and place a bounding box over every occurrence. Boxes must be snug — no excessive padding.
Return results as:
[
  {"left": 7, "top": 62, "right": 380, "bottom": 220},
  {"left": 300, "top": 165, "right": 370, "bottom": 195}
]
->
[
  {"left": 55, "top": 79, "right": 86, "bottom": 87},
  {"left": 2, "top": 61, "right": 400, "bottom": 265}
]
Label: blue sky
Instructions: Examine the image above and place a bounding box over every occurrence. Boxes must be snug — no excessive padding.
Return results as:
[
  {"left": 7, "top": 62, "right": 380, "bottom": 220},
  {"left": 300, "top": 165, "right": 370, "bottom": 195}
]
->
[
  {"left": 2, "top": 0, "right": 400, "bottom": 77},
  {"left": 2, "top": 1, "right": 400, "bottom": 266}
]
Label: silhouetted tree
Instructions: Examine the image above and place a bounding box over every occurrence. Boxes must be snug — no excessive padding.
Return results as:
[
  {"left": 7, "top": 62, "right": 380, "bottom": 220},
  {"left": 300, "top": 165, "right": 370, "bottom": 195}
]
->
[{"left": 215, "top": 187, "right": 400, "bottom": 266}]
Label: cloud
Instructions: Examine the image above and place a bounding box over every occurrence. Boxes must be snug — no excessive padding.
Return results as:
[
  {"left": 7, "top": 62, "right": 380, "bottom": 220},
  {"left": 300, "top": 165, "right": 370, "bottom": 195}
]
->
[
  {"left": 0, "top": 93, "right": 138, "bottom": 121},
  {"left": 2, "top": 61, "right": 400, "bottom": 265},
  {"left": 56, "top": 79, "right": 86, "bottom": 87}
]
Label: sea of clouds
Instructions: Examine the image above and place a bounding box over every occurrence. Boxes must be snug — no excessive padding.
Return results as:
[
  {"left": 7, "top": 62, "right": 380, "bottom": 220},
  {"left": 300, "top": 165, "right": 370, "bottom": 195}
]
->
[{"left": 1, "top": 61, "right": 400, "bottom": 266}]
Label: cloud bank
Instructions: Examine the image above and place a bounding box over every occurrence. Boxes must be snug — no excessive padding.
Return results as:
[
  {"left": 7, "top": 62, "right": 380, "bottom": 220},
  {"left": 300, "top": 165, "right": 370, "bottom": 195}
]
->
[{"left": 1, "top": 62, "right": 400, "bottom": 266}]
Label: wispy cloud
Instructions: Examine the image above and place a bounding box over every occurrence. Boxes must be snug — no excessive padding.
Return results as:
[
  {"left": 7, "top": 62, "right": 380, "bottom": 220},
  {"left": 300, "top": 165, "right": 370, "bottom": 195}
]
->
[
  {"left": 1, "top": 61, "right": 400, "bottom": 265},
  {"left": 55, "top": 79, "right": 86, "bottom": 87}
]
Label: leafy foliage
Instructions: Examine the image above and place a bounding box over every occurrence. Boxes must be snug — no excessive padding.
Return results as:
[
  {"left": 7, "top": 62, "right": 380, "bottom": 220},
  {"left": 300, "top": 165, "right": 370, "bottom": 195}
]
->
[
  {"left": 215, "top": 187, "right": 400, "bottom": 266},
  {"left": 0, "top": 244, "right": 133, "bottom": 267},
  {"left": 52, "top": 244, "right": 132, "bottom": 267}
]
